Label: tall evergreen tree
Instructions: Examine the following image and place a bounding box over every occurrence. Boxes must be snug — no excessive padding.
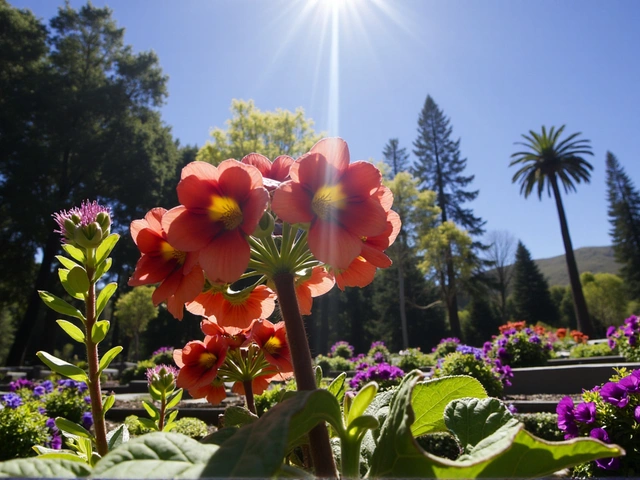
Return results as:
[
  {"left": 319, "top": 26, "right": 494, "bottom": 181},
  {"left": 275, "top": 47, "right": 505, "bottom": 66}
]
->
[
  {"left": 412, "top": 95, "right": 485, "bottom": 338},
  {"left": 382, "top": 138, "right": 410, "bottom": 179},
  {"left": 606, "top": 151, "right": 640, "bottom": 300},
  {"left": 511, "top": 241, "right": 558, "bottom": 325}
]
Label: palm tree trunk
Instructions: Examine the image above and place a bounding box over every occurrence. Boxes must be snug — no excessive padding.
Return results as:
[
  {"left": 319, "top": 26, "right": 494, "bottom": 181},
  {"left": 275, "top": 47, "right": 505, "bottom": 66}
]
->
[{"left": 550, "top": 176, "right": 594, "bottom": 337}]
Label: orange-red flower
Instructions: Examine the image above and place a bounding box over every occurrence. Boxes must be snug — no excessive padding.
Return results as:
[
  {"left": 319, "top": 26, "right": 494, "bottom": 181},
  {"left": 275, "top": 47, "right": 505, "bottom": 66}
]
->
[
  {"left": 189, "top": 376, "right": 227, "bottom": 406},
  {"left": 129, "top": 208, "right": 204, "bottom": 320},
  {"left": 162, "top": 160, "right": 269, "bottom": 283},
  {"left": 295, "top": 266, "right": 335, "bottom": 315},
  {"left": 241, "top": 153, "right": 293, "bottom": 184},
  {"left": 200, "top": 318, "right": 250, "bottom": 348},
  {"left": 231, "top": 372, "right": 292, "bottom": 396},
  {"left": 556, "top": 328, "right": 567, "bottom": 340},
  {"left": 173, "top": 336, "right": 228, "bottom": 390},
  {"left": 271, "top": 138, "right": 388, "bottom": 269},
  {"left": 186, "top": 284, "right": 276, "bottom": 329},
  {"left": 249, "top": 319, "right": 293, "bottom": 374}
]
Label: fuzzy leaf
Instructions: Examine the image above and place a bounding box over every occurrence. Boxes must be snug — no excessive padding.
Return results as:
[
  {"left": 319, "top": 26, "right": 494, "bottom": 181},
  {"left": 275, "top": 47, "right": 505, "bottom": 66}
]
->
[
  {"left": 37, "top": 351, "right": 87, "bottom": 382},
  {"left": 56, "top": 320, "right": 85, "bottom": 343},
  {"left": 0, "top": 458, "right": 91, "bottom": 478},
  {"left": 107, "top": 424, "right": 129, "bottom": 451},
  {"left": 223, "top": 406, "right": 259, "bottom": 428}
]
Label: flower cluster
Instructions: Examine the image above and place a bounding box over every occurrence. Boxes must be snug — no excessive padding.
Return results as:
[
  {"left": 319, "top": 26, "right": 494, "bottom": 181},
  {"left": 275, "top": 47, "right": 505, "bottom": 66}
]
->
[
  {"left": 484, "top": 323, "right": 553, "bottom": 368},
  {"left": 53, "top": 199, "right": 112, "bottom": 248},
  {"left": 128, "top": 137, "right": 399, "bottom": 322},
  {"left": 348, "top": 362, "right": 405, "bottom": 391},
  {"left": 557, "top": 368, "right": 640, "bottom": 475},
  {"left": 607, "top": 315, "right": 640, "bottom": 362},
  {"left": 431, "top": 337, "right": 461, "bottom": 359},
  {"left": 330, "top": 341, "right": 355, "bottom": 359}
]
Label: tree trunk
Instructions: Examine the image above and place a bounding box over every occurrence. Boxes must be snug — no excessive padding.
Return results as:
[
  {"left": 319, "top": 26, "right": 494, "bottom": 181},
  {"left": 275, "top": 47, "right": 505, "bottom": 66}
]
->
[
  {"left": 445, "top": 244, "right": 462, "bottom": 339},
  {"left": 550, "top": 177, "right": 594, "bottom": 337},
  {"left": 398, "top": 258, "right": 409, "bottom": 349},
  {"left": 6, "top": 230, "right": 60, "bottom": 365}
]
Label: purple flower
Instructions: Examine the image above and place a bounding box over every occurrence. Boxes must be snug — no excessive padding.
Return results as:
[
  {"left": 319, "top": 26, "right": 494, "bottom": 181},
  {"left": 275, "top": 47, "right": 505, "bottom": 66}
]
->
[
  {"left": 529, "top": 335, "right": 541, "bottom": 344},
  {"left": 372, "top": 352, "right": 385, "bottom": 363},
  {"left": 152, "top": 346, "right": 174, "bottom": 356},
  {"left": 33, "top": 386, "right": 46, "bottom": 397},
  {"left": 574, "top": 402, "right": 597, "bottom": 424},
  {"left": 81, "top": 412, "right": 93, "bottom": 429},
  {"left": 590, "top": 427, "right": 609, "bottom": 442},
  {"left": 1, "top": 393, "right": 23, "bottom": 408},
  {"left": 84, "top": 396, "right": 91, "bottom": 404},
  {"left": 370, "top": 341, "right": 386, "bottom": 349},
  {"left": 53, "top": 200, "right": 111, "bottom": 244},
  {"left": 619, "top": 374, "right": 640, "bottom": 393},
  {"left": 48, "top": 433, "right": 62, "bottom": 450},
  {"left": 38, "top": 406, "right": 46, "bottom": 414},
  {"left": 629, "top": 335, "right": 637, "bottom": 347},
  {"left": 608, "top": 337, "right": 617, "bottom": 349},
  {"left": 41, "top": 380, "right": 54, "bottom": 393},
  {"left": 635, "top": 405, "right": 640, "bottom": 423},
  {"left": 556, "top": 396, "right": 578, "bottom": 439},
  {"left": 600, "top": 381, "right": 629, "bottom": 408},
  {"left": 45, "top": 418, "right": 58, "bottom": 430},
  {"left": 497, "top": 347, "right": 510, "bottom": 361},
  {"left": 349, "top": 363, "right": 404, "bottom": 391},
  {"left": 606, "top": 326, "right": 617, "bottom": 338},
  {"left": 483, "top": 341, "right": 492, "bottom": 354},
  {"left": 9, "top": 378, "right": 33, "bottom": 391},
  {"left": 456, "top": 345, "right": 484, "bottom": 360},
  {"left": 590, "top": 429, "right": 620, "bottom": 471},
  {"left": 330, "top": 341, "right": 355, "bottom": 358}
]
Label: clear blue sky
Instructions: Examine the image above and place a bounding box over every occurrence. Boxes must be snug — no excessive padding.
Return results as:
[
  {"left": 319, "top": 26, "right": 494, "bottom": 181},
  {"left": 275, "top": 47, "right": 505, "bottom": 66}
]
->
[{"left": 13, "top": 0, "right": 640, "bottom": 261}]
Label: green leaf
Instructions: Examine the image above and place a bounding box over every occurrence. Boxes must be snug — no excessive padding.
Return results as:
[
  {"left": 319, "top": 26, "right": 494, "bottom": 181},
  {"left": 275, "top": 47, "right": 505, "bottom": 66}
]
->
[
  {"left": 103, "top": 394, "right": 115, "bottom": 413},
  {"left": 56, "top": 319, "right": 85, "bottom": 343},
  {"left": 444, "top": 397, "right": 520, "bottom": 455},
  {"left": 91, "top": 320, "right": 110, "bottom": 344},
  {"left": 39, "top": 291, "right": 85, "bottom": 321},
  {"left": 37, "top": 351, "right": 88, "bottom": 382},
  {"left": 59, "top": 269, "right": 84, "bottom": 300},
  {"left": 327, "top": 372, "right": 347, "bottom": 404},
  {"left": 107, "top": 424, "right": 129, "bottom": 451},
  {"left": 165, "top": 410, "right": 179, "bottom": 426},
  {"left": 56, "top": 255, "right": 80, "bottom": 270},
  {"left": 90, "top": 432, "right": 218, "bottom": 478},
  {"left": 142, "top": 400, "right": 160, "bottom": 421},
  {"left": 94, "top": 257, "right": 112, "bottom": 280},
  {"left": 347, "top": 381, "right": 378, "bottom": 427},
  {"left": 99, "top": 346, "right": 122, "bottom": 372},
  {"left": 56, "top": 417, "right": 93, "bottom": 440},
  {"left": 200, "top": 427, "right": 239, "bottom": 446},
  {"left": 0, "top": 458, "right": 91, "bottom": 478},
  {"left": 223, "top": 406, "right": 259, "bottom": 428},
  {"left": 137, "top": 418, "right": 158, "bottom": 431},
  {"left": 96, "top": 283, "right": 117, "bottom": 317},
  {"left": 411, "top": 375, "right": 488, "bottom": 437},
  {"left": 96, "top": 233, "right": 119, "bottom": 266},
  {"left": 62, "top": 244, "right": 85, "bottom": 263},
  {"left": 198, "top": 389, "right": 343, "bottom": 478},
  {"left": 165, "top": 389, "right": 183, "bottom": 410},
  {"left": 366, "top": 370, "right": 624, "bottom": 479},
  {"left": 67, "top": 266, "right": 90, "bottom": 296}
]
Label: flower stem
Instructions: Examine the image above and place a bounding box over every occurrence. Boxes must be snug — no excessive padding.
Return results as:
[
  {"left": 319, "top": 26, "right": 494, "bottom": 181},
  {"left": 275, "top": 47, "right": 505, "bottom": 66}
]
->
[
  {"left": 158, "top": 392, "right": 166, "bottom": 431},
  {"left": 85, "top": 267, "right": 108, "bottom": 456},
  {"left": 273, "top": 272, "right": 337, "bottom": 478},
  {"left": 243, "top": 380, "right": 257, "bottom": 415}
]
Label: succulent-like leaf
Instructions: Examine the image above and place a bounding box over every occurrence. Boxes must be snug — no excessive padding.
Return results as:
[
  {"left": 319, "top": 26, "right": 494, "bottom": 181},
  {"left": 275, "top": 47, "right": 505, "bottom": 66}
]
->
[
  {"left": 39, "top": 291, "right": 85, "bottom": 321},
  {"left": 95, "top": 283, "right": 117, "bottom": 317},
  {"left": 98, "top": 346, "right": 122, "bottom": 372},
  {"left": 91, "top": 320, "right": 110, "bottom": 344},
  {"left": 37, "top": 351, "right": 88, "bottom": 382},
  {"left": 56, "top": 320, "right": 85, "bottom": 343}
]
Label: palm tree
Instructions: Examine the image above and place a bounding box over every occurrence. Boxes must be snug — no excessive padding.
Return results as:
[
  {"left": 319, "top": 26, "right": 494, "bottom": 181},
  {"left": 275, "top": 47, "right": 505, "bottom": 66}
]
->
[{"left": 510, "top": 125, "right": 595, "bottom": 336}]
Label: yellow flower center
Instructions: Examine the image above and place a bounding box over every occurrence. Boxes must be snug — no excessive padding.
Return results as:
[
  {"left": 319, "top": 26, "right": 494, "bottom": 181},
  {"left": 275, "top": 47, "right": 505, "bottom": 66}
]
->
[
  {"left": 311, "top": 184, "right": 347, "bottom": 221},
  {"left": 160, "top": 242, "right": 186, "bottom": 265},
  {"left": 209, "top": 195, "right": 243, "bottom": 230},
  {"left": 263, "top": 336, "right": 282, "bottom": 355},
  {"left": 199, "top": 352, "right": 218, "bottom": 369}
]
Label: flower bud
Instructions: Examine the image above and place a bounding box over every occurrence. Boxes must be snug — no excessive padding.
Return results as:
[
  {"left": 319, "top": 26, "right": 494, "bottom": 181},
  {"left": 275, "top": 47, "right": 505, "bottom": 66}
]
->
[
  {"left": 252, "top": 211, "right": 275, "bottom": 238},
  {"left": 74, "top": 222, "right": 104, "bottom": 248}
]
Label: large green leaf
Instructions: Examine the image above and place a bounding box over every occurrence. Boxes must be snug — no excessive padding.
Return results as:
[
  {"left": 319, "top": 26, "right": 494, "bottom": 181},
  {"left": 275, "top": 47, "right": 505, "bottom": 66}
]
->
[
  {"left": 0, "top": 458, "right": 91, "bottom": 478},
  {"left": 411, "top": 376, "right": 487, "bottom": 437},
  {"left": 198, "top": 389, "right": 342, "bottom": 477},
  {"left": 366, "top": 370, "right": 623, "bottom": 478},
  {"left": 222, "top": 406, "right": 258, "bottom": 428},
  {"left": 90, "top": 432, "right": 217, "bottom": 478}
]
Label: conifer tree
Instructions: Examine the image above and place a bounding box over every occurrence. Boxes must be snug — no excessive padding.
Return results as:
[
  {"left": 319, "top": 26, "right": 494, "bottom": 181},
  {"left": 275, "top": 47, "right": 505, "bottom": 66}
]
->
[
  {"left": 511, "top": 241, "right": 558, "bottom": 325},
  {"left": 412, "top": 95, "right": 485, "bottom": 338},
  {"left": 382, "top": 138, "right": 410, "bottom": 179},
  {"left": 606, "top": 152, "right": 640, "bottom": 300}
]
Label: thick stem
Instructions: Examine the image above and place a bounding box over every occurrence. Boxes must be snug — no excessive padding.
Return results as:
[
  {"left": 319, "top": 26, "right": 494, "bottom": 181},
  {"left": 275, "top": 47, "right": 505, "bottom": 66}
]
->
[
  {"left": 341, "top": 438, "right": 362, "bottom": 479},
  {"left": 158, "top": 393, "right": 166, "bottom": 431},
  {"left": 85, "top": 269, "right": 108, "bottom": 456},
  {"left": 273, "top": 273, "right": 337, "bottom": 478},
  {"left": 243, "top": 380, "right": 257, "bottom": 415}
]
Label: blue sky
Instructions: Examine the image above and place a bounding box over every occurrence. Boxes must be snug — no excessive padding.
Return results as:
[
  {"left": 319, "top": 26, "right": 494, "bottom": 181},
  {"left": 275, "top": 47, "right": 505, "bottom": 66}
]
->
[{"left": 13, "top": 0, "right": 640, "bottom": 261}]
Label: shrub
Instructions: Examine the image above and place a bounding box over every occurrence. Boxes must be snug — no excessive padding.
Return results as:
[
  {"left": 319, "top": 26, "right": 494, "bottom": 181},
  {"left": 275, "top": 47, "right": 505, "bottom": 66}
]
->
[
  {"left": 124, "top": 415, "right": 152, "bottom": 436},
  {"left": 606, "top": 315, "right": 640, "bottom": 362},
  {"left": 484, "top": 323, "right": 553, "bottom": 368},
  {"left": 415, "top": 432, "right": 460, "bottom": 460},
  {"left": 120, "top": 359, "right": 156, "bottom": 385},
  {"left": 150, "top": 346, "right": 175, "bottom": 366},
  {"left": 431, "top": 348, "right": 506, "bottom": 398},
  {"left": 396, "top": 348, "right": 434, "bottom": 371},
  {"left": 557, "top": 368, "right": 640, "bottom": 477},
  {"left": 0, "top": 394, "right": 49, "bottom": 460},
  {"left": 348, "top": 363, "right": 404, "bottom": 391},
  {"left": 367, "top": 341, "right": 391, "bottom": 363},
  {"left": 254, "top": 380, "right": 297, "bottom": 416},
  {"left": 329, "top": 341, "right": 355, "bottom": 359},
  {"left": 314, "top": 355, "right": 333, "bottom": 376},
  {"left": 515, "top": 413, "right": 563, "bottom": 441},
  {"left": 44, "top": 381, "right": 90, "bottom": 424},
  {"left": 172, "top": 417, "right": 208, "bottom": 439},
  {"left": 569, "top": 342, "right": 615, "bottom": 359},
  {"left": 431, "top": 337, "right": 461, "bottom": 359}
]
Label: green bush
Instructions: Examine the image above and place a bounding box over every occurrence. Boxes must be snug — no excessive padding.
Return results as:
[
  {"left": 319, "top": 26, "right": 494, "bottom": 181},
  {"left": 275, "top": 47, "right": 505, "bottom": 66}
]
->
[
  {"left": 44, "top": 388, "right": 87, "bottom": 424},
  {"left": 431, "top": 338, "right": 461, "bottom": 359},
  {"left": 119, "top": 359, "right": 155, "bottom": 385},
  {"left": 486, "top": 327, "right": 552, "bottom": 368},
  {"left": 569, "top": 342, "right": 614, "bottom": 358},
  {"left": 415, "top": 432, "right": 460, "bottom": 460},
  {"left": 395, "top": 348, "right": 434, "bottom": 371},
  {"left": 172, "top": 417, "right": 208, "bottom": 439},
  {"left": 515, "top": 413, "right": 563, "bottom": 441},
  {"left": 150, "top": 350, "right": 175, "bottom": 366},
  {"left": 367, "top": 341, "right": 391, "bottom": 362},
  {"left": 124, "top": 415, "right": 151, "bottom": 436},
  {"left": 432, "top": 352, "right": 504, "bottom": 398},
  {"left": 254, "top": 380, "right": 297, "bottom": 417},
  {"left": 0, "top": 402, "right": 49, "bottom": 460},
  {"left": 314, "top": 355, "right": 353, "bottom": 375}
]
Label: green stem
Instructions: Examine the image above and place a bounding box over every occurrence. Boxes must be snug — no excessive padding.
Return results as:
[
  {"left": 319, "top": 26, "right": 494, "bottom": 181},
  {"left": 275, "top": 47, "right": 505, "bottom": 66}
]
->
[
  {"left": 84, "top": 266, "right": 108, "bottom": 456},
  {"left": 158, "top": 391, "right": 166, "bottom": 431},
  {"left": 341, "top": 437, "right": 363, "bottom": 479},
  {"left": 273, "top": 272, "right": 337, "bottom": 478}
]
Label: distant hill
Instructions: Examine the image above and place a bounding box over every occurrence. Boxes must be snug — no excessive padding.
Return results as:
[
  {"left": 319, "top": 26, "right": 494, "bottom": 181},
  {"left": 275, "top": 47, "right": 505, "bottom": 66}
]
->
[{"left": 534, "top": 246, "right": 621, "bottom": 286}]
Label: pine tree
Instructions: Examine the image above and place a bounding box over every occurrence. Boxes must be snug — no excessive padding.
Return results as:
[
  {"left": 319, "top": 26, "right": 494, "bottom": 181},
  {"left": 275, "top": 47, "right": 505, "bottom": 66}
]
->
[
  {"left": 382, "top": 138, "right": 410, "bottom": 179},
  {"left": 606, "top": 152, "right": 640, "bottom": 300},
  {"left": 412, "top": 95, "right": 485, "bottom": 338},
  {"left": 511, "top": 241, "right": 558, "bottom": 325}
]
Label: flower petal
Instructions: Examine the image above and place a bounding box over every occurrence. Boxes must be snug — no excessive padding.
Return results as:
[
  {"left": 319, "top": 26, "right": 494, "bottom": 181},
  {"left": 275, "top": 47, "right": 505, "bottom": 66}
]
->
[
  {"left": 341, "top": 161, "right": 382, "bottom": 199},
  {"left": 339, "top": 196, "right": 388, "bottom": 237},
  {"left": 199, "top": 229, "right": 250, "bottom": 283},
  {"left": 241, "top": 153, "right": 272, "bottom": 177},
  {"left": 335, "top": 256, "right": 377, "bottom": 290},
  {"left": 271, "top": 155, "right": 294, "bottom": 181},
  {"left": 177, "top": 169, "right": 221, "bottom": 210},
  {"left": 239, "top": 187, "right": 269, "bottom": 236},
  {"left": 271, "top": 181, "right": 314, "bottom": 223},
  {"left": 181, "top": 161, "right": 219, "bottom": 182},
  {"left": 310, "top": 137, "right": 350, "bottom": 172},
  {"left": 163, "top": 206, "right": 220, "bottom": 252},
  {"left": 218, "top": 160, "right": 256, "bottom": 203},
  {"left": 308, "top": 220, "right": 362, "bottom": 269}
]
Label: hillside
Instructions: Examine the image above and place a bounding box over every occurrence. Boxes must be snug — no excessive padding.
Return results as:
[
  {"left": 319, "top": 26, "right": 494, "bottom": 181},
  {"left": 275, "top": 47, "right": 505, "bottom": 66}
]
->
[{"left": 534, "top": 246, "right": 621, "bottom": 286}]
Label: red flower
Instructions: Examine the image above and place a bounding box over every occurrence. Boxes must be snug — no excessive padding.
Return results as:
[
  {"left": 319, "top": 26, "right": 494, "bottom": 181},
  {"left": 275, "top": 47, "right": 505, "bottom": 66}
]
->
[
  {"left": 200, "top": 318, "right": 250, "bottom": 348},
  {"left": 231, "top": 372, "right": 292, "bottom": 396},
  {"left": 271, "top": 138, "right": 388, "bottom": 269},
  {"left": 173, "top": 336, "right": 228, "bottom": 390},
  {"left": 249, "top": 319, "right": 293, "bottom": 374},
  {"left": 189, "top": 376, "right": 227, "bottom": 406},
  {"left": 295, "top": 266, "right": 335, "bottom": 315},
  {"left": 556, "top": 328, "right": 567, "bottom": 340},
  {"left": 241, "top": 153, "right": 293, "bottom": 184},
  {"left": 187, "top": 284, "right": 276, "bottom": 329},
  {"left": 162, "top": 160, "right": 269, "bottom": 283},
  {"left": 129, "top": 208, "right": 204, "bottom": 320}
]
